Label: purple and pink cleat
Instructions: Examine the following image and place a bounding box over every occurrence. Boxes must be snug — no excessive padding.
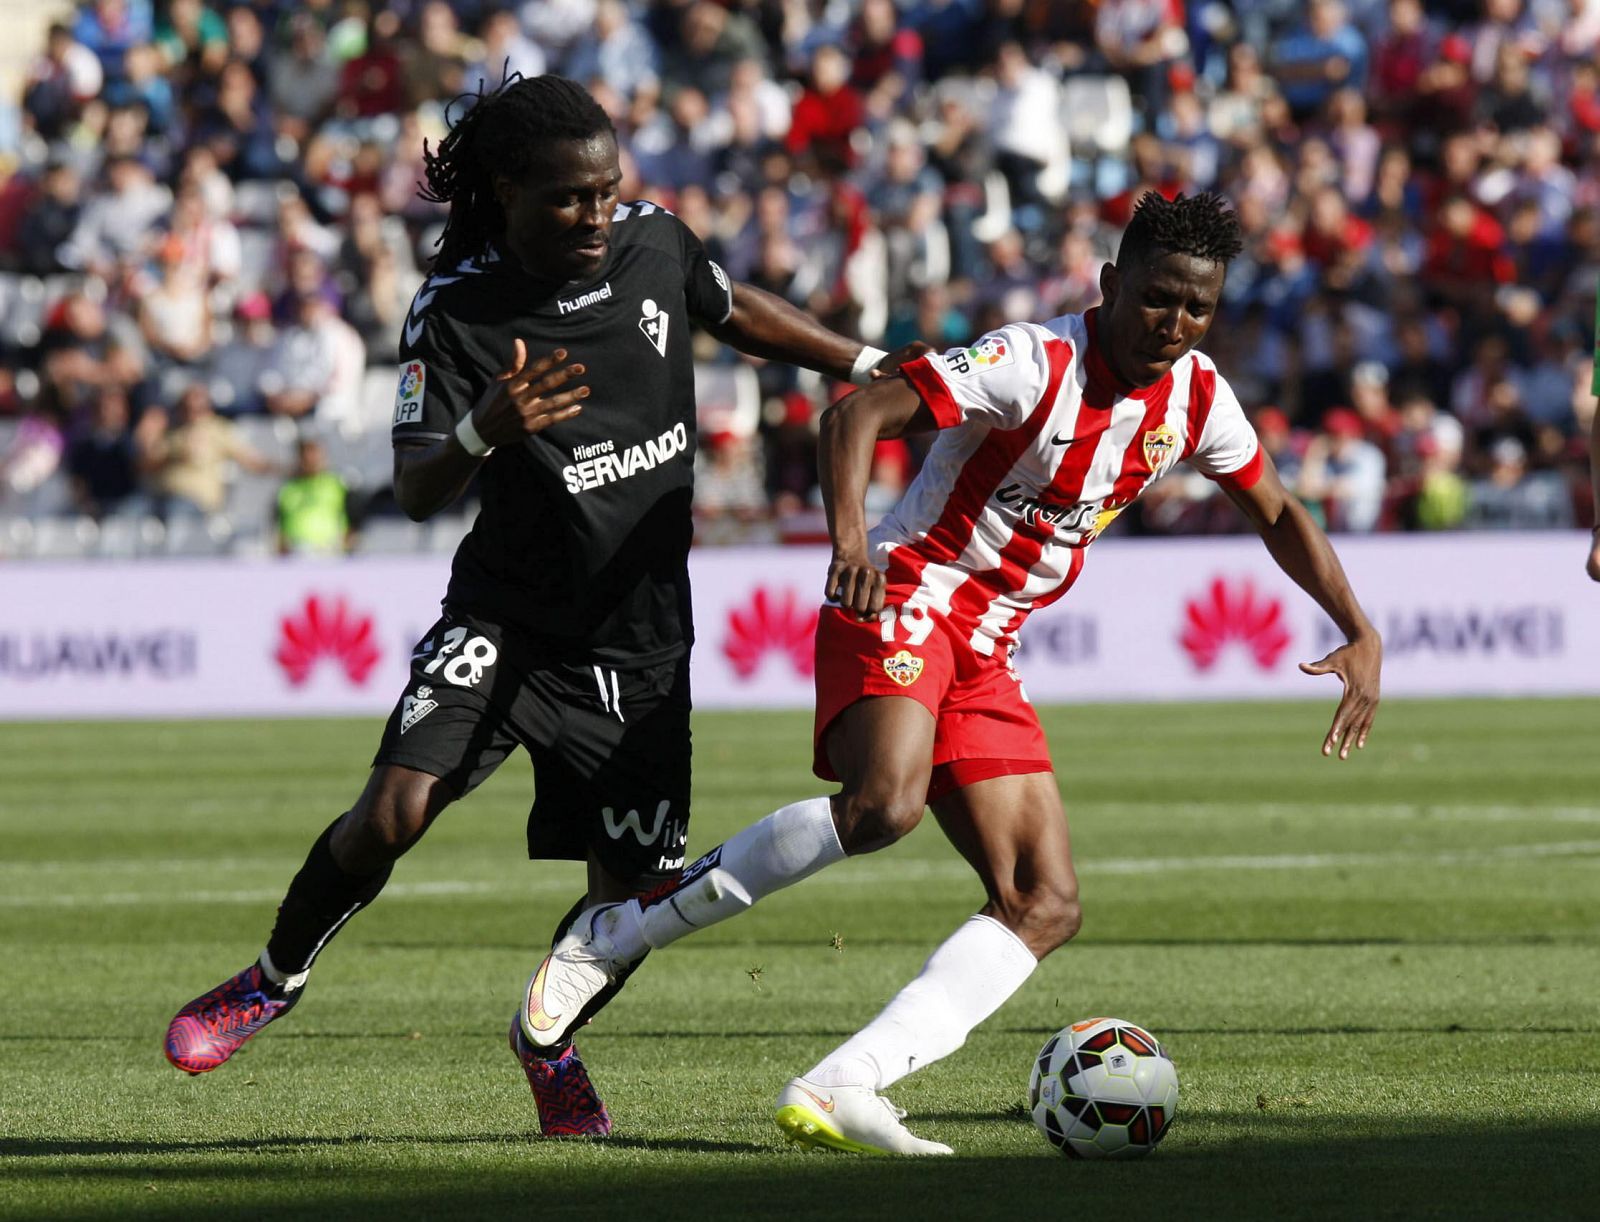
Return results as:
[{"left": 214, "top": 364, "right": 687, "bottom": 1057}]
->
[
  {"left": 509, "top": 1021, "right": 612, "bottom": 1137},
  {"left": 165, "top": 963, "right": 299, "bottom": 1075}
]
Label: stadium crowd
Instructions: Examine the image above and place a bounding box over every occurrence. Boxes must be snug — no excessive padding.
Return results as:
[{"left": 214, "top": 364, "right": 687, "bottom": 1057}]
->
[{"left": 0, "top": 0, "right": 1596, "bottom": 557}]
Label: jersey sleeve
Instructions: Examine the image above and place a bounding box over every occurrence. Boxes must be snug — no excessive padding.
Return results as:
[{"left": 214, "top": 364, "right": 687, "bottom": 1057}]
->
[
  {"left": 391, "top": 309, "right": 477, "bottom": 444},
  {"left": 1185, "top": 369, "right": 1263, "bottom": 490},
  {"left": 899, "top": 324, "right": 1055, "bottom": 430},
  {"left": 673, "top": 214, "right": 734, "bottom": 326}
]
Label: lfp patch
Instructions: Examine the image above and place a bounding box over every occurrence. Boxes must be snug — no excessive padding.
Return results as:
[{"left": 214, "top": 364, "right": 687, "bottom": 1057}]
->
[
  {"left": 394, "top": 360, "right": 426, "bottom": 425},
  {"left": 945, "top": 334, "right": 1014, "bottom": 379},
  {"left": 882, "top": 649, "right": 925, "bottom": 687}
]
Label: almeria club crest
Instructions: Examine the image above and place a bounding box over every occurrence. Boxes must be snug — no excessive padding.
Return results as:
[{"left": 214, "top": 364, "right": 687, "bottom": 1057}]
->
[
  {"left": 1178, "top": 577, "right": 1291, "bottom": 671},
  {"left": 275, "top": 594, "right": 382, "bottom": 686},
  {"left": 723, "top": 586, "right": 818, "bottom": 679}
]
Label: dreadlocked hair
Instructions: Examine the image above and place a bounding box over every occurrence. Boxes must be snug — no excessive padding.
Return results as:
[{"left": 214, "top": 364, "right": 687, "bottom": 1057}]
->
[
  {"left": 420, "top": 72, "right": 614, "bottom": 270},
  {"left": 1117, "top": 192, "right": 1244, "bottom": 271}
]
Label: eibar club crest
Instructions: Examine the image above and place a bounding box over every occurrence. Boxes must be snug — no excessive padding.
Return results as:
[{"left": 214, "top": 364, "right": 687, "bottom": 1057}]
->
[
  {"left": 882, "top": 649, "right": 924, "bottom": 687},
  {"left": 638, "top": 298, "right": 670, "bottom": 356},
  {"left": 1142, "top": 423, "right": 1178, "bottom": 473}
]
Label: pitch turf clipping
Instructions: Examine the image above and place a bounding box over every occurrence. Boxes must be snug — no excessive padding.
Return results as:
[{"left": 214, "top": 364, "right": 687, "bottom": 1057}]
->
[{"left": 2, "top": 701, "right": 1596, "bottom": 1220}]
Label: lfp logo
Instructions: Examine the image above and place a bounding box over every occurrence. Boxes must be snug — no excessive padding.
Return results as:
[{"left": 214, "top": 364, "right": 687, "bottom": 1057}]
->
[
  {"left": 275, "top": 594, "right": 382, "bottom": 686},
  {"left": 1178, "top": 577, "right": 1290, "bottom": 672}
]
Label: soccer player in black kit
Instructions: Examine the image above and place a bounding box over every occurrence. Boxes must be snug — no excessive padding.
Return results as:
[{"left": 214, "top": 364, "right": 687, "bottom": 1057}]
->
[{"left": 163, "top": 76, "right": 918, "bottom": 1136}]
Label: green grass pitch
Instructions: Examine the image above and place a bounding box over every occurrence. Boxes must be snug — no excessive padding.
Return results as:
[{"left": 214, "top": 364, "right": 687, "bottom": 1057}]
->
[{"left": 2, "top": 700, "right": 1597, "bottom": 1220}]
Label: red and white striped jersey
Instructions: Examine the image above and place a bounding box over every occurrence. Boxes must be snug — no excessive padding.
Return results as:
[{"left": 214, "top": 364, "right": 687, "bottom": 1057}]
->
[{"left": 877, "top": 307, "right": 1263, "bottom": 656}]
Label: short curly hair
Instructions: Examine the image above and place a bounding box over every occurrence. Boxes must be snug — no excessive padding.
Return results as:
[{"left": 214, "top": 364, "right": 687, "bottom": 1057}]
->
[{"left": 1117, "top": 192, "right": 1244, "bottom": 271}]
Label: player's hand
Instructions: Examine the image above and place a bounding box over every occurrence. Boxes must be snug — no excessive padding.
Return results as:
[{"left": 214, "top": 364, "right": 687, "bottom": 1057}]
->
[
  {"left": 868, "top": 341, "right": 933, "bottom": 379},
  {"left": 1299, "top": 635, "right": 1381, "bottom": 760},
  {"left": 827, "top": 548, "right": 885, "bottom": 621},
  {"left": 1586, "top": 528, "right": 1600, "bottom": 582},
  {"left": 471, "top": 340, "right": 590, "bottom": 447}
]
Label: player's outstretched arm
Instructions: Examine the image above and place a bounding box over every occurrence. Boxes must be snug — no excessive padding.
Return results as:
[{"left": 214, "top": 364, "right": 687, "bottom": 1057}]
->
[
  {"left": 818, "top": 376, "right": 939, "bottom": 621},
  {"left": 393, "top": 341, "right": 589, "bottom": 521},
  {"left": 1221, "top": 452, "right": 1382, "bottom": 759},
  {"left": 707, "top": 282, "right": 929, "bottom": 383}
]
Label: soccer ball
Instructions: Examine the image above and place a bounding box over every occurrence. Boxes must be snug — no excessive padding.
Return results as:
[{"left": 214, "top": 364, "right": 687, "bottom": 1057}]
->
[{"left": 1028, "top": 1017, "right": 1179, "bottom": 1159}]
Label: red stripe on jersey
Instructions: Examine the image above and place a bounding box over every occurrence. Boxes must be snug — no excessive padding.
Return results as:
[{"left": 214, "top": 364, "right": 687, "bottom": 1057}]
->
[
  {"left": 1181, "top": 362, "right": 1218, "bottom": 458},
  {"left": 1105, "top": 378, "right": 1178, "bottom": 507},
  {"left": 900, "top": 357, "right": 962, "bottom": 428},
  {"left": 885, "top": 337, "right": 1074, "bottom": 599},
  {"left": 1211, "top": 445, "right": 1265, "bottom": 491},
  {"left": 942, "top": 349, "right": 1108, "bottom": 637},
  {"left": 992, "top": 546, "right": 1086, "bottom": 642}
]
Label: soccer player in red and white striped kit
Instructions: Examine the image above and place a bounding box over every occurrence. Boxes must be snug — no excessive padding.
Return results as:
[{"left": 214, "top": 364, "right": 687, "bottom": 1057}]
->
[{"left": 520, "top": 192, "right": 1384, "bottom": 1154}]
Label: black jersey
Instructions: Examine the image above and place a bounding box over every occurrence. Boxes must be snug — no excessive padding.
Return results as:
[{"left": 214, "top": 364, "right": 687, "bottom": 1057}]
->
[{"left": 393, "top": 203, "right": 734, "bottom": 666}]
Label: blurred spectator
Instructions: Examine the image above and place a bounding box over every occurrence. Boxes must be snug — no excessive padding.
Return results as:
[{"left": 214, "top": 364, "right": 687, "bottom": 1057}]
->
[
  {"left": 65, "top": 385, "right": 141, "bottom": 518},
  {"left": 136, "top": 382, "right": 273, "bottom": 519},
  {"left": 988, "top": 42, "right": 1068, "bottom": 218},
  {"left": 695, "top": 430, "right": 767, "bottom": 524},
  {"left": 261, "top": 292, "right": 365, "bottom": 424},
  {"left": 208, "top": 292, "right": 276, "bottom": 416},
  {"left": 1273, "top": 0, "right": 1368, "bottom": 119},
  {"left": 14, "top": 161, "right": 85, "bottom": 276},
  {"left": 1298, "top": 407, "right": 1387, "bottom": 530},
  {"left": 786, "top": 45, "right": 866, "bottom": 173},
  {"left": 466, "top": 10, "right": 547, "bottom": 90},
  {"left": 276, "top": 437, "right": 350, "bottom": 555},
  {"left": 1095, "top": 0, "right": 1191, "bottom": 121},
  {"left": 269, "top": 17, "right": 341, "bottom": 140},
  {"left": 23, "top": 23, "right": 104, "bottom": 141},
  {"left": 62, "top": 154, "right": 171, "bottom": 280},
  {"left": 566, "top": 0, "right": 658, "bottom": 102},
  {"left": 1467, "top": 437, "right": 1574, "bottom": 527},
  {"left": 138, "top": 235, "right": 213, "bottom": 377},
  {"left": 1, "top": 0, "right": 1596, "bottom": 550},
  {"left": 0, "top": 397, "right": 66, "bottom": 512}
]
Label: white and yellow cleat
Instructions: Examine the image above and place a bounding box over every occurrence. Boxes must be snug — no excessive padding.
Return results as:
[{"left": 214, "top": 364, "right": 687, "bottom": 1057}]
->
[{"left": 774, "top": 1077, "right": 953, "bottom": 1156}]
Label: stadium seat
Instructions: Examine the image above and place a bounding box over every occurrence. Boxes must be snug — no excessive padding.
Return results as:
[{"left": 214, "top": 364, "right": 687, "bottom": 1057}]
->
[
  {"left": 162, "top": 514, "right": 233, "bottom": 557},
  {"left": 424, "top": 512, "right": 473, "bottom": 553},
  {"left": 353, "top": 517, "right": 424, "bottom": 554},
  {"left": 693, "top": 363, "right": 761, "bottom": 438},
  {"left": 30, "top": 515, "right": 99, "bottom": 559},
  {"left": 1061, "top": 75, "right": 1134, "bottom": 160},
  {"left": 90, "top": 514, "right": 161, "bottom": 558}
]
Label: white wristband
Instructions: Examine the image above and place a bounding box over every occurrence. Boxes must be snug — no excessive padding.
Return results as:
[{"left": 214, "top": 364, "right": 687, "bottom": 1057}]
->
[
  {"left": 455, "top": 411, "right": 494, "bottom": 457},
  {"left": 849, "top": 345, "right": 889, "bottom": 386}
]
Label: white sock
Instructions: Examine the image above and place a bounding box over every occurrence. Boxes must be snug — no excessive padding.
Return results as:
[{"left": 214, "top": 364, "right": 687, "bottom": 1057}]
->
[
  {"left": 806, "top": 914, "right": 1038, "bottom": 1090},
  {"left": 258, "top": 947, "right": 310, "bottom": 993},
  {"left": 607, "top": 797, "right": 843, "bottom": 960}
]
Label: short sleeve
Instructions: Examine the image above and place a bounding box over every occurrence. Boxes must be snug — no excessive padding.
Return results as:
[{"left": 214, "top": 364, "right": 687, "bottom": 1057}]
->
[
  {"left": 1185, "top": 370, "right": 1263, "bottom": 490},
  {"left": 675, "top": 216, "right": 734, "bottom": 326},
  {"left": 899, "top": 324, "right": 1055, "bottom": 431},
  {"left": 392, "top": 310, "right": 477, "bottom": 444}
]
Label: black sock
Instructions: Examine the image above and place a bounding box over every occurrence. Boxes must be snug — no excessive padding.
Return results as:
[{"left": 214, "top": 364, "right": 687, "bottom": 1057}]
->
[{"left": 264, "top": 819, "right": 393, "bottom": 977}]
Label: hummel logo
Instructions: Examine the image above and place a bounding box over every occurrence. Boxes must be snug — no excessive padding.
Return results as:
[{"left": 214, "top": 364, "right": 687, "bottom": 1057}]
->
[
  {"left": 796, "top": 1085, "right": 836, "bottom": 1114},
  {"left": 403, "top": 275, "right": 463, "bottom": 348}
]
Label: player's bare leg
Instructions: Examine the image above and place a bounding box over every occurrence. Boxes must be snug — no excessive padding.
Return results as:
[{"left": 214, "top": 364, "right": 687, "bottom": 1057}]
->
[
  {"left": 780, "top": 771, "right": 1078, "bottom": 1154},
  {"left": 165, "top": 766, "right": 452, "bottom": 1074}
]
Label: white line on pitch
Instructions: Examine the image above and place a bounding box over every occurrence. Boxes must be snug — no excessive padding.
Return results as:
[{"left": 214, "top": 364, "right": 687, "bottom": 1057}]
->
[{"left": 5, "top": 840, "right": 1600, "bottom": 908}]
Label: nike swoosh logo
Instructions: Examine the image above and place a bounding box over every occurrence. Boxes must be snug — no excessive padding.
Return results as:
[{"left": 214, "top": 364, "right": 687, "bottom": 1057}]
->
[
  {"left": 1050, "top": 432, "right": 1073, "bottom": 446},
  {"left": 523, "top": 959, "right": 561, "bottom": 1032},
  {"left": 796, "top": 1085, "right": 836, "bottom": 1114}
]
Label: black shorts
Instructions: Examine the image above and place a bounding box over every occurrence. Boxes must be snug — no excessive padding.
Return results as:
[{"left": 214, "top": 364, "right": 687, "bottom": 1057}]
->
[{"left": 373, "top": 609, "right": 691, "bottom": 884}]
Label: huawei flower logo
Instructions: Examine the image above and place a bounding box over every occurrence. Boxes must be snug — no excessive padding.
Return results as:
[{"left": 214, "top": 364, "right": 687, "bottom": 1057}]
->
[
  {"left": 1179, "top": 577, "right": 1291, "bottom": 671},
  {"left": 275, "top": 594, "right": 382, "bottom": 686},
  {"left": 723, "top": 586, "right": 818, "bottom": 680}
]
